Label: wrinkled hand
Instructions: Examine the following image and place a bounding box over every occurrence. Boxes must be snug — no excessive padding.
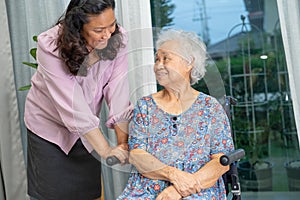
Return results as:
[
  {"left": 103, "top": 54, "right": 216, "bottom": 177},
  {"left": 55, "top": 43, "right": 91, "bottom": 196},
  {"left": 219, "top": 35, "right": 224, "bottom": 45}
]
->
[
  {"left": 169, "top": 169, "right": 201, "bottom": 197},
  {"left": 106, "top": 145, "right": 129, "bottom": 165},
  {"left": 156, "top": 186, "right": 182, "bottom": 200}
]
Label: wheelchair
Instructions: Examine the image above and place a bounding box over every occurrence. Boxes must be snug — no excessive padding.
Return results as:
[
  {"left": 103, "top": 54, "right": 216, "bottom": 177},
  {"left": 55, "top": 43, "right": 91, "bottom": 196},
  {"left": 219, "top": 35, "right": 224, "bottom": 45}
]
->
[
  {"left": 221, "top": 95, "right": 243, "bottom": 200},
  {"left": 106, "top": 95, "right": 245, "bottom": 199}
]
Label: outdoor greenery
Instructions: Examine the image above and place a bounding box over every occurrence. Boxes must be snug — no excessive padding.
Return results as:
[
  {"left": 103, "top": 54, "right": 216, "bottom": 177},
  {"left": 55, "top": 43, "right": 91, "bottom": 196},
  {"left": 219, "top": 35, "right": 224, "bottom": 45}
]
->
[{"left": 150, "top": 0, "right": 175, "bottom": 28}]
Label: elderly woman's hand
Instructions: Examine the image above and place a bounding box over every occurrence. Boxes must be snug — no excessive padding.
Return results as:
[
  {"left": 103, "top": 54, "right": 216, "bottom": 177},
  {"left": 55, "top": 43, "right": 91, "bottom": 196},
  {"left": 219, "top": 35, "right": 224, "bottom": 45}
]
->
[
  {"left": 168, "top": 168, "right": 201, "bottom": 197},
  {"left": 156, "top": 186, "right": 182, "bottom": 200}
]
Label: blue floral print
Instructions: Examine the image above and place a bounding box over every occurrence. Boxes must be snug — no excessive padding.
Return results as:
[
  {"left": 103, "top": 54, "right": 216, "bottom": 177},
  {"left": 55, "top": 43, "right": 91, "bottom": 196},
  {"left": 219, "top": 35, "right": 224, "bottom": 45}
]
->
[{"left": 117, "top": 93, "right": 234, "bottom": 200}]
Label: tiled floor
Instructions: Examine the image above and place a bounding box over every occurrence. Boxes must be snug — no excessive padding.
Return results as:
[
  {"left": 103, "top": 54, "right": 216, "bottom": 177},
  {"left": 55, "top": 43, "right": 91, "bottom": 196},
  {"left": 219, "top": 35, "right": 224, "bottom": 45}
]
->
[{"left": 240, "top": 191, "right": 300, "bottom": 200}]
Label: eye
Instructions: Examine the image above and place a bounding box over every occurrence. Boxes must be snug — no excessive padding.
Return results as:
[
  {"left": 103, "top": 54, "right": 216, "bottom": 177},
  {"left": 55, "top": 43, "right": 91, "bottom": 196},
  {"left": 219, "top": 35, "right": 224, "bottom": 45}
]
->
[
  {"left": 155, "top": 57, "right": 160, "bottom": 63},
  {"left": 163, "top": 56, "right": 171, "bottom": 62},
  {"left": 155, "top": 55, "right": 171, "bottom": 64},
  {"left": 94, "top": 29, "right": 103, "bottom": 33}
]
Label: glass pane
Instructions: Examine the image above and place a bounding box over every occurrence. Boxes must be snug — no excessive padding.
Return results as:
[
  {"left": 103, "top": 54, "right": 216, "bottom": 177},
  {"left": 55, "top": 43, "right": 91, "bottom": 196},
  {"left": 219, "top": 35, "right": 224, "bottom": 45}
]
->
[{"left": 150, "top": 0, "right": 300, "bottom": 198}]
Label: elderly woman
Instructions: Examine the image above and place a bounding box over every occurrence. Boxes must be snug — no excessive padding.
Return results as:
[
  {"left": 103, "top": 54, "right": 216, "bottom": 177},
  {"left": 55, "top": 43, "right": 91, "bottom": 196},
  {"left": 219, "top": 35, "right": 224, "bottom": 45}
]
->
[{"left": 117, "top": 29, "right": 234, "bottom": 199}]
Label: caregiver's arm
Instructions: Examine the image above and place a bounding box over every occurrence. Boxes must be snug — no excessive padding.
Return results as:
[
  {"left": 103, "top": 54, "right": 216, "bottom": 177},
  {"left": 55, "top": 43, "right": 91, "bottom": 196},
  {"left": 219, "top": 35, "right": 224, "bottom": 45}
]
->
[{"left": 84, "top": 128, "right": 128, "bottom": 163}]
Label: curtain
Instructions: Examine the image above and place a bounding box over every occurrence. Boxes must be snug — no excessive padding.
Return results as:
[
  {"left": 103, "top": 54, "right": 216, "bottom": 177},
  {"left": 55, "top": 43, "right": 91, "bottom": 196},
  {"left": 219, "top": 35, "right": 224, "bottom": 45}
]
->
[
  {"left": 2, "top": 0, "right": 156, "bottom": 199},
  {"left": 0, "top": 1, "right": 27, "bottom": 199},
  {"left": 277, "top": 0, "right": 300, "bottom": 147},
  {"left": 101, "top": 1, "right": 156, "bottom": 199},
  {"left": 1, "top": 0, "right": 70, "bottom": 199},
  {"left": 5, "top": 0, "right": 71, "bottom": 160}
]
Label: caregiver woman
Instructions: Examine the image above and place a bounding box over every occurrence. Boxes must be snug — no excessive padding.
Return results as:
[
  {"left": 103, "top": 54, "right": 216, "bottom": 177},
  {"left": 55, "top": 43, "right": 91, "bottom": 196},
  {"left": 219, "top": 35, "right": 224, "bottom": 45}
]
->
[{"left": 24, "top": 0, "right": 132, "bottom": 199}]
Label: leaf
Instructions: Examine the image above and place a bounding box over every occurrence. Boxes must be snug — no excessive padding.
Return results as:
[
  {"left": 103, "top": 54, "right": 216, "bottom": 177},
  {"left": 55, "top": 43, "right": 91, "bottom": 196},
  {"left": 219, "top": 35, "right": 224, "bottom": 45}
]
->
[
  {"left": 19, "top": 35, "right": 38, "bottom": 91},
  {"left": 30, "top": 48, "right": 37, "bottom": 60},
  {"left": 33, "top": 35, "right": 38, "bottom": 42},
  {"left": 18, "top": 84, "right": 31, "bottom": 91},
  {"left": 22, "top": 62, "right": 38, "bottom": 69}
]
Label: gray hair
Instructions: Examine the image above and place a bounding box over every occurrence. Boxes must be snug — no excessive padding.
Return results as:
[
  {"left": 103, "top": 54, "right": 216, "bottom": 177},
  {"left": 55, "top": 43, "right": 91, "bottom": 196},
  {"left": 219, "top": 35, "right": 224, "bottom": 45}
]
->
[{"left": 155, "top": 29, "right": 207, "bottom": 85}]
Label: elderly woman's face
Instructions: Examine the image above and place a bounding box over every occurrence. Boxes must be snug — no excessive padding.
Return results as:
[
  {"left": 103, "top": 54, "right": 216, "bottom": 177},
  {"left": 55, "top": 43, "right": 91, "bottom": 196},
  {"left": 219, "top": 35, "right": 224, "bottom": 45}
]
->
[
  {"left": 154, "top": 40, "right": 191, "bottom": 86},
  {"left": 81, "top": 8, "right": 116, "bottom": 52}
]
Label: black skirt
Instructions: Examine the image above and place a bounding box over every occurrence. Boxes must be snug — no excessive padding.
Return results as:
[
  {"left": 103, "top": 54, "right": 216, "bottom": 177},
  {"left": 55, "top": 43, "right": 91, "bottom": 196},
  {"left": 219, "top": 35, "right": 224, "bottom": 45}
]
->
[{"left": 27, "top": 129, "right": 102, "bottom": 200}]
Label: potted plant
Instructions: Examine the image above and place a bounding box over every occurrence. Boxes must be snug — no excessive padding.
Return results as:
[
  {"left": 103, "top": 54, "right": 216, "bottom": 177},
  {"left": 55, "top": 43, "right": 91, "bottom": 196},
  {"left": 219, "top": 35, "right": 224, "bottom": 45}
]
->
[
  {"left": 285, "top": 160, "right": 300, "bottom": 191},
  {"left": 280, "top": 103, "right": 300, "bottom": 191},
  {"left": 18, "top": 35, "right": 37, "bottom": 91},
  {"left": 229, "top": 55, "right": 274, "bottom": 191},
  {"left": 233, "top": 120, "right": 273, "bottom": 192}
]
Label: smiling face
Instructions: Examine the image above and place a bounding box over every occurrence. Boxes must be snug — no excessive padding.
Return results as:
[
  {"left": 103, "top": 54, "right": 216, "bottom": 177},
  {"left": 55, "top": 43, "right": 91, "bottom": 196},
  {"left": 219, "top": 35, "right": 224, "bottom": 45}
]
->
[
  {"left": 81, "top": 8, "right": 116, "bottom": 51},
  {"left": 154, "top": 40, "right": 191, "bottom": 87}
]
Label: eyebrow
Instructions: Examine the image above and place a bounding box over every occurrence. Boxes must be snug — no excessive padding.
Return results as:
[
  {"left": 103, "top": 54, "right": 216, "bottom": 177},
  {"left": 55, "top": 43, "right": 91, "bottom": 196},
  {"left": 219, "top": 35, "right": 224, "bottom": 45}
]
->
[
  {"left": 155, "top": 51, "right": 173, "bottom": 57},
  {"left": 96, "top": 20, "right": 117, "bottom": 29}
]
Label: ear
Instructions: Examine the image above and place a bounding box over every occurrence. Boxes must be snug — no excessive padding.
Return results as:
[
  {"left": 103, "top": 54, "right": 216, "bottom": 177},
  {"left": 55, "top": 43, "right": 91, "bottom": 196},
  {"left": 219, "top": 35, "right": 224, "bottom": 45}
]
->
[{"left": 185, "top": 57, "right": 194, "bottom": 71}]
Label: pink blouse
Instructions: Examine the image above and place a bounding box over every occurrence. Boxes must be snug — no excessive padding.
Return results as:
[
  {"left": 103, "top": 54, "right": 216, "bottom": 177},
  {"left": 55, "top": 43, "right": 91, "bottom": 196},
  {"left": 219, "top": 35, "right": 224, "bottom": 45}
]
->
[{"left": 24, "top": 25, "right": 132, "bottom": 154}]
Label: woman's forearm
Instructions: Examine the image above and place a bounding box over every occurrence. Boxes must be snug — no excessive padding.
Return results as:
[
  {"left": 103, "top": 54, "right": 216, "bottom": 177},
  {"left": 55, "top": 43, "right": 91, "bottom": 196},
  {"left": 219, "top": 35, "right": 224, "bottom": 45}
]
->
[
  {"left": 83, "top": 128, "right": 111, "bottom": 159},
  {"left": 84, "top": 127, "right": 129, "bottom": 164},
  {"left": 194, "top": 153, "right": 230, "bottom": 189},
  {"left": 130, "top": 148, "right": 199, "bottom": 198},
  {"left": 130, "top": 150, "right": 229, "bottom": 190},
  {"left": 129, "top": 149, "right": 172, "bottom": 180}
]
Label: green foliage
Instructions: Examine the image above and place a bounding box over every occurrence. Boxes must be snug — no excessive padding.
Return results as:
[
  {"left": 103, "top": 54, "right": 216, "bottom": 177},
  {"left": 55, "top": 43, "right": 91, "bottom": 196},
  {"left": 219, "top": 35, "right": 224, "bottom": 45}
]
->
[
  {"left": 207, "top": 34, "right": 291, "bottom": 166},
  {"left": 150, "top": 0, "right": 175, "bottom": 28},
  {"left": 18, "top": 36, "right": 37, "bottom": 91},
  {"left": 151, "top": 0, "right": 175, "bottom": 90}
]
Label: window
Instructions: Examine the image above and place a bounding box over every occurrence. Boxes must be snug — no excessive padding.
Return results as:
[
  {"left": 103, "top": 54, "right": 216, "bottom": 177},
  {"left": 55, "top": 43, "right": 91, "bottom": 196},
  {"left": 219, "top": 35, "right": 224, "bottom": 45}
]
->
[{"left": 151, "top": 0, "right": 300, "bottom": 197}]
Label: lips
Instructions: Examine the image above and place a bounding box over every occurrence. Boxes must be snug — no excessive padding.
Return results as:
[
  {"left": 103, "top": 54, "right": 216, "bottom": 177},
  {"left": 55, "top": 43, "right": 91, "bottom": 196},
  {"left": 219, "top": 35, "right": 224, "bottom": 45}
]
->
[
  {"left": 155, "top": 70, "right": 168, "bottom": 77},
  {"left": 98, "top": 40, "right": 107, "bottom": 44},
  {"left": 95, "top": 40, "right": 108, "bottom": 49}
]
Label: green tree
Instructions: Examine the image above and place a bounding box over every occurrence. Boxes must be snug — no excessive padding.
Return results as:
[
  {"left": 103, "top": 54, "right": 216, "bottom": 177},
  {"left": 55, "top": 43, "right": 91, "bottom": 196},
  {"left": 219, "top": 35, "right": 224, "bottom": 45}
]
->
[
  {"left": 151, "top": 0, "right": 175, "bottom": 91},
  {"left": 150, "top": 0, "right": 175, "bottom": 28}
]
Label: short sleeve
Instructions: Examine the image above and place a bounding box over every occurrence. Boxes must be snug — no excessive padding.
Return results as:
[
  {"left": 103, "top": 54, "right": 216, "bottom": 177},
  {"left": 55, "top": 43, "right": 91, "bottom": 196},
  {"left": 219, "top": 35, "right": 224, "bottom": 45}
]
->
[
  {"left": 128, "top": 98, "right": 150, "bottom": 151},
  {"left": 207, "top": 97, "right": 234, "bottom": 155}
]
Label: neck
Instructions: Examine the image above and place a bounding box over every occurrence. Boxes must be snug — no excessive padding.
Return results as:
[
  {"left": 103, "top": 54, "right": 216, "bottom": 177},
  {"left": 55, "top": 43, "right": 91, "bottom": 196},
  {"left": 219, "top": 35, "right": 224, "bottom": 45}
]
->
[
  {"left": 163, "top": 84, "right": 195, "bottom": 102},
  {"left": 86, "top": 44, "right": 94, "bottom": 53},
  {"left": 84, "top": 50, "right": 100, "bottom": 67},
  {"left": 153, "top": 84, "right": 199, "bottom": 115}
]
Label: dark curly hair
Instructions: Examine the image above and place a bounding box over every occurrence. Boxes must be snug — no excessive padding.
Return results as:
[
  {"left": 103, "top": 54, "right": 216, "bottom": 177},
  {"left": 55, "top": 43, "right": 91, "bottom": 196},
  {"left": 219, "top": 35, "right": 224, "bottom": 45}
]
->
[{"left": 56, "top": 0, "right": 124, "bottom": 76}]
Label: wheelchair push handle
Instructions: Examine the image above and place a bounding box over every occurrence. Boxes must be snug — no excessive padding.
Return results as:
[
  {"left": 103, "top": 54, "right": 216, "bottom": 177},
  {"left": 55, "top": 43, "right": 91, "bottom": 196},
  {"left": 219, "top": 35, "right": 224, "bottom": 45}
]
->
[
  {"left": 220, "top": 149, "right": 245, "bottom": 166},
  {"left": 106, "top": 156, "right": 121, "bottom": 166}
]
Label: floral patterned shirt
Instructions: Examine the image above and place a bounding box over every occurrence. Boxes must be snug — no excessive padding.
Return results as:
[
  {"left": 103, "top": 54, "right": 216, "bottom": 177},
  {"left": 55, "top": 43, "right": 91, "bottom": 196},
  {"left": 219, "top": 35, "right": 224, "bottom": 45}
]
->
[{"left": 118, "top": 92, "right": 234, "bottom": 200}]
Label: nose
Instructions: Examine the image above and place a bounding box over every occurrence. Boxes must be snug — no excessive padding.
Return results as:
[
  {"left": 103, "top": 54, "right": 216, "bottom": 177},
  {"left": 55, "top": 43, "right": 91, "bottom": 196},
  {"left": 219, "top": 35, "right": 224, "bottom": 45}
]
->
[
  {"left": 101, "top": 28, "right": 111, "bottom": 39},
  {"left": 155, "top": 63, "right": 165, "bottom": 70}
]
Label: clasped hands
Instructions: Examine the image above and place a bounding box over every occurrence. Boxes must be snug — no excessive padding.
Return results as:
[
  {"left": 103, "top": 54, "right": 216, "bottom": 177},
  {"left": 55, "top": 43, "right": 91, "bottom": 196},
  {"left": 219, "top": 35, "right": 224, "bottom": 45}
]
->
[{"left": 156, "top": 169, "right": 201, "bottom": 200}]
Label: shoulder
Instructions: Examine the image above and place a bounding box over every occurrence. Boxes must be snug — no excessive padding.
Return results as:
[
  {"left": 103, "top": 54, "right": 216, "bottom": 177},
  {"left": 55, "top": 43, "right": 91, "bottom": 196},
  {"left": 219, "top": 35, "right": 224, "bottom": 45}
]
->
[
  {"left": 118, "top": 25, "right": 128, "bottom": 45},
  {"left": 36, "top": 25, "right": 71, "bottom": 75},
  {"left": 133, "top": 95, "right": 155, "bottom": 114},
  {"left": 132, "top": 96, "right": 154, "bottom": 125},
  {"left": 197, "top": 93, "right": 228, "bottom": 121},
  {"left": 37, "top": 25, "right": 60, "bottom": 57},
  {"left": 136, "top": 95, "right": 153, "bottom": 108},
  {"left": 198, "top": 92, "right": 221, "bottom": 106},
  {"left": 195, "top": 93, "right": 225, "bottom": 115}
]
